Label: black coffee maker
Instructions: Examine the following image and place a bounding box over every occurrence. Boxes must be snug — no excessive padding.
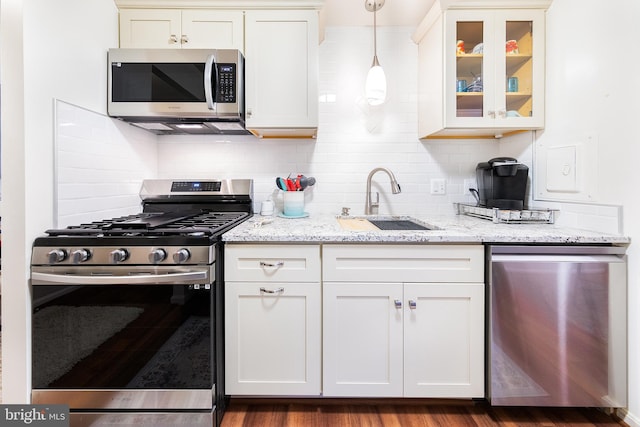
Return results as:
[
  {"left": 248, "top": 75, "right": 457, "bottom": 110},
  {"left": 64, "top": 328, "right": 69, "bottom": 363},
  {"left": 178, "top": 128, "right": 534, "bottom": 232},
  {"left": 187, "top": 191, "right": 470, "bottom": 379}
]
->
[{"left": 475, "top": 157, "right": 528, "bottom": 210}]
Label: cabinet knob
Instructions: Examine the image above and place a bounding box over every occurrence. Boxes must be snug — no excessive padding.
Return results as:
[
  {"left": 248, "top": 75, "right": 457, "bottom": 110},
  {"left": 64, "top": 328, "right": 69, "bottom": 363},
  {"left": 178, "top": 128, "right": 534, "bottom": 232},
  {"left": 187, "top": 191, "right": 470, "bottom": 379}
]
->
[
  {"left": 498, "top": 109, "right": 507, "bottom": 118},
  {"left": 181, "top": 34, "right": 189, "bottom": 44},
  {"left": 488, "top": 110, "right": 496, "bottom": 118},
  {"left": 409, "top": 300, "right": 417, "bottom": 310},
  {"left": 394, "top": 299, "right": 402, "bottom": 309},
  {"left": 169, "top": 34, "right": 178, "bottom": 44}
]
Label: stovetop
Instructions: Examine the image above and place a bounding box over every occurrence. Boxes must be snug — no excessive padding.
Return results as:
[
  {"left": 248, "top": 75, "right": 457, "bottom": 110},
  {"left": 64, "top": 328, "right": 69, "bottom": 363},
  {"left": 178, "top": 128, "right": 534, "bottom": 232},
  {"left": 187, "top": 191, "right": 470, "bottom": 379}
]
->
[
  {"left": 44, "top": 211, "right": 249, "bottom": 238},
  {"left": 33, "top": 210, "right": 250, "bottom": 247}
]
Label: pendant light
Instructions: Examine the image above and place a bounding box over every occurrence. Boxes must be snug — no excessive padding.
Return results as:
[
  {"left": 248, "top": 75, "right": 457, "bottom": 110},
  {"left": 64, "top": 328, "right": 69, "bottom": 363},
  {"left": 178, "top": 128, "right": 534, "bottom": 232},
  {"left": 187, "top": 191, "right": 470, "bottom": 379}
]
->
[{"left": 365, "top": 0, "right": 386, "bottom": 106}]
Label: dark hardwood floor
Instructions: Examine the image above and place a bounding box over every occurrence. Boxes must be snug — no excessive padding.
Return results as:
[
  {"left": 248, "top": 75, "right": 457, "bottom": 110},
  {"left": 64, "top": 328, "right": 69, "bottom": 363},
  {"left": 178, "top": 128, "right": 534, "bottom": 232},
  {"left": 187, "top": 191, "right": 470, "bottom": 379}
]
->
[{"left": 221, "top": 398, "right": 629, "bottom": 427}]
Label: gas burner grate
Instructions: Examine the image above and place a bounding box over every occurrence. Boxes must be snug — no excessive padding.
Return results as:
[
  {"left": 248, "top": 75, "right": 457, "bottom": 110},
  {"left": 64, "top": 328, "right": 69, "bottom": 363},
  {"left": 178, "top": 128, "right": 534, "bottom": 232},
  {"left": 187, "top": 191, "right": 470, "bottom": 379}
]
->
[{"left": 45, "top": 212, "right": 250, "bottom": 237}]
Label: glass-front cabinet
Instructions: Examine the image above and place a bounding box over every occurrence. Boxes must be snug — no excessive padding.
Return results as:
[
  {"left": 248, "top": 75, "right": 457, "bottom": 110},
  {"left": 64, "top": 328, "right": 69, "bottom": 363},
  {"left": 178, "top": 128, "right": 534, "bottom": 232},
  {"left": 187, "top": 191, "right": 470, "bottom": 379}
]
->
[{"left": 415, "top": 5, "right": 549, "bottom": 139}]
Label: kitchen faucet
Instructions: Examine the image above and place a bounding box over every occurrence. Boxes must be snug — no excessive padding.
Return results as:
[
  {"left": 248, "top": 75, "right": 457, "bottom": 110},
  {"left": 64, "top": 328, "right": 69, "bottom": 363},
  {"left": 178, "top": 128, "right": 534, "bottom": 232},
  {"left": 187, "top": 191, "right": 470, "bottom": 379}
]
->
[{"left": 365, "top": 167, "right": 402, "bottom": 215}]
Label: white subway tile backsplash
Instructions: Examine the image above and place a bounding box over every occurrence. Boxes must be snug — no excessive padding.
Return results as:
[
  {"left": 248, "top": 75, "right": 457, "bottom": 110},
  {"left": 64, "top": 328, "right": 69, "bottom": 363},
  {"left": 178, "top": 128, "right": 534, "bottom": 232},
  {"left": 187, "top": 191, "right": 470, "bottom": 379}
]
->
[{"left": 54, "top": 100, "right": 157, "bottom": 228}]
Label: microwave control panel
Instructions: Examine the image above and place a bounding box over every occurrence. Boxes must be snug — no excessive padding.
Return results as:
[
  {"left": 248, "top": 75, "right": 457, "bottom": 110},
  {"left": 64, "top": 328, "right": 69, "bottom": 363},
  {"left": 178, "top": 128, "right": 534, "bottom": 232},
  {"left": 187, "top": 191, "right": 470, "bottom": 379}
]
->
[{"left": 217, "top": 63, "right": 236, "bottom": 103}]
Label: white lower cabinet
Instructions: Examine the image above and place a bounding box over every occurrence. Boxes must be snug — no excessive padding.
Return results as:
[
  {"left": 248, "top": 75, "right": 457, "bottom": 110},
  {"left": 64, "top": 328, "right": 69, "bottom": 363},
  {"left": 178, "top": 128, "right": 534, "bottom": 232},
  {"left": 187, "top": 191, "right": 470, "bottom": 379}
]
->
[
  {"left": 323, "top": 282, "right": 404, "bottom": 397},
  {"left": 323, "top": 244, "right": 485, "bottom": 398},
  {"left": 224, "top": 244, "right": 321, "bottom": 395},
  {"left": 403, "top": 282, "right": 484, "bottom": 397},
  {"left": 225, "top": 243, "right": 485, "bottom": 398}
]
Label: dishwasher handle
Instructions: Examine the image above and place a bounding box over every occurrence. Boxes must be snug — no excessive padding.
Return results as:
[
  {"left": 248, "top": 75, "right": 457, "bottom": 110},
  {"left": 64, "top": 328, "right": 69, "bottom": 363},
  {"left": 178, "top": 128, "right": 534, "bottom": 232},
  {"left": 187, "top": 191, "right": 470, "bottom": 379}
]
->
[
  {"left": 490, "top": 245, "right": 626, "bottom": 256},
  {"left": 491, "top": 254, "right": 626, "bottom": 264}
]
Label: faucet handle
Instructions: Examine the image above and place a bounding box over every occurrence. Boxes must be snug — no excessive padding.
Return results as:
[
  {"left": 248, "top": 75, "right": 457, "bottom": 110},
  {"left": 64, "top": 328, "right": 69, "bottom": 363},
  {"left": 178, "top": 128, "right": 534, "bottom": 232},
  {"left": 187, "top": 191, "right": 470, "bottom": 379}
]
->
[{"left": 341, "top": 207, "right": 351, "bottom": 216}]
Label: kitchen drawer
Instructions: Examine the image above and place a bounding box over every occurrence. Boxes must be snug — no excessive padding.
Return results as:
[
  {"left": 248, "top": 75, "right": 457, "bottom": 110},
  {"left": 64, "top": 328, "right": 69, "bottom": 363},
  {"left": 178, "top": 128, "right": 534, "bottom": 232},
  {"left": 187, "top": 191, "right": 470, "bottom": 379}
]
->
[
  {"left": 225, "top": 244, "right": 321, "bottom": 282},
  {"left": 323, "top": 244, "right": 484, "bottom": 283}
]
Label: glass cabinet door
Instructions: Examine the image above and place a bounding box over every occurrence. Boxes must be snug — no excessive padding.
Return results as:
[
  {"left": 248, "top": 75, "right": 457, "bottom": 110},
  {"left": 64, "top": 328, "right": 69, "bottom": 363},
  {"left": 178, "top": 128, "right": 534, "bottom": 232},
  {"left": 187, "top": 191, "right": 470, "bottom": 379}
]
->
[
  {"left": 445, "top": 9, "right": 545, "bottom": 130},
  {"left": 455, "top": 20, "right": 485, "bottom": 119},
  {"left": 446, "top": 11, "right": 495, "bottom": 126},
  {"left": 504, "top": 20, "right": 533, "bottom": 117},
  {"left": 497, "top": 10, "right": 545, "bottom": 125}
]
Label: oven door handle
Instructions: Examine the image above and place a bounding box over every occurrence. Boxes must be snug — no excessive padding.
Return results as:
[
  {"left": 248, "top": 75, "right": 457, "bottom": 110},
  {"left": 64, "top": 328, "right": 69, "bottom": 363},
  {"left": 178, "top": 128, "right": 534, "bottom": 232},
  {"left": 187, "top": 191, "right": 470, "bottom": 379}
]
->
[{"left": 31, "top": 270, "right": 209, "bottom": 285}]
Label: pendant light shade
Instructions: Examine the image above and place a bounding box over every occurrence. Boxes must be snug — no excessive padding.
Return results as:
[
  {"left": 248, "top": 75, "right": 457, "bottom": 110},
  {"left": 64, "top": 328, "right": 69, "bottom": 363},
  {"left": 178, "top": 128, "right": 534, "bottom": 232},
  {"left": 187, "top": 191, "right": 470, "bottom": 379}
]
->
[
  {"left": 365, "top": 0, "right": 386, "bottom": 105},
  {"left": 366, "top": 60, "right": 387, "bottom": 106}
]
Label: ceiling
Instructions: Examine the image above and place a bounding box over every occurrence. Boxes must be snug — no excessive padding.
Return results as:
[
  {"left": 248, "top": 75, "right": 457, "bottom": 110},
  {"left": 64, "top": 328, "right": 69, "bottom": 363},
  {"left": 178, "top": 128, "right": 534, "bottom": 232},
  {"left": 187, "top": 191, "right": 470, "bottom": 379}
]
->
[{"left": 320, "top": 0, "right": 435, "bottom": 27}]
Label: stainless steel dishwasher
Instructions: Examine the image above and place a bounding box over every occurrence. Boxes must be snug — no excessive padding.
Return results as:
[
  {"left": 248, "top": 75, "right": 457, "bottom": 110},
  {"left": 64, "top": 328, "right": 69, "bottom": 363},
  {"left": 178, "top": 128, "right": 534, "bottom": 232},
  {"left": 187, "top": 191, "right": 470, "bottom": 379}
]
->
[{"left": 487, "top": 245, "right": 627, "bottom": 407}]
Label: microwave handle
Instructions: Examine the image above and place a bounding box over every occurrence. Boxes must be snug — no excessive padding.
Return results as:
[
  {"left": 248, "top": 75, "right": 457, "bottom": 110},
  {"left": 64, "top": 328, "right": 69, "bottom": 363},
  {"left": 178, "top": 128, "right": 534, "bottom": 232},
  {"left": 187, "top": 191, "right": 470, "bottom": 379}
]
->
[{"left": 204, "top": 53, "right": 217, "bottom": 110}]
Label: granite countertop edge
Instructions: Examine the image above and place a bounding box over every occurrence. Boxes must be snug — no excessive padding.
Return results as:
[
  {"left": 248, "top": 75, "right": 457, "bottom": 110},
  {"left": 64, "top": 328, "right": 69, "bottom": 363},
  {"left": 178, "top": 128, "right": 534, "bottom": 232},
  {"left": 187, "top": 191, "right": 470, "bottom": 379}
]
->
[{"left": 222, "top": 214, "right": 630, "bottom": 245}]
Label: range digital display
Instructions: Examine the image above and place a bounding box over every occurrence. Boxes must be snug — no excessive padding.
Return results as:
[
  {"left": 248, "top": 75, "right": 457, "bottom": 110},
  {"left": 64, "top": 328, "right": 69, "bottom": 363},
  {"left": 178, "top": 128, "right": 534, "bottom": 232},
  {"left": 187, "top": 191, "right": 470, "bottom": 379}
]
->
[{"left": 171, "top": 181, "right": 222, "bottom": 192}]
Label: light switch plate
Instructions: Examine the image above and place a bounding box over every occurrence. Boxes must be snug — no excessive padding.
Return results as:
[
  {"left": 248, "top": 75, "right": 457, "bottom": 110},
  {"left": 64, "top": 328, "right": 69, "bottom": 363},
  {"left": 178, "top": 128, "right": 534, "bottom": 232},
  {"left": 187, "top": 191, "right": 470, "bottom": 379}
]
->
[{"left": 430, "top": 179, "right": 446, "bottom": 195}]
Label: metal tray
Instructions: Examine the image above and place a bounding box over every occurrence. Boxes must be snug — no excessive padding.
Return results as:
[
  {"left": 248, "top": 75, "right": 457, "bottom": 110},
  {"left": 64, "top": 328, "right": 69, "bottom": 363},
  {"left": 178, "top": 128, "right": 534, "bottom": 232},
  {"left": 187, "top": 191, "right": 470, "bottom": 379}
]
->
[{"left": 455, "top": 203, "right": 557, "bottom": 224}]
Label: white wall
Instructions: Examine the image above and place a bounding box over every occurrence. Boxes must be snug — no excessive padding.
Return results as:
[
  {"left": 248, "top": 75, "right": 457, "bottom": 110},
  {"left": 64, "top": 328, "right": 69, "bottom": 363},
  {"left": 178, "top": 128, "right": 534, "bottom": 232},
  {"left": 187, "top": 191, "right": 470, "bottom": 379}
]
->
[
  {"left": 0, "top": 0, "right": 120, "bottom": 403},
  {"left": 536, "top": 0, "right": 640, "bottom": 424}
]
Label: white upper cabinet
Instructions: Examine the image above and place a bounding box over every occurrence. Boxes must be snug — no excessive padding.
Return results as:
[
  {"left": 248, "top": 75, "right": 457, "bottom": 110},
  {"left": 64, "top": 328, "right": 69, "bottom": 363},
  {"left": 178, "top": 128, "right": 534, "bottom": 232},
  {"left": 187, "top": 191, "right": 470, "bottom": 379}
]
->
[
  {"left": 119, "top": 9, "right": 243, "bottom": 50},
  {"left": 116, "top": 3, "right": 321, "bottom": 138},
  {"left": 413, "top": 1, "right": 550, "bottom": 139},
  {"left": 244, "top": 10, "right": 319, "bottom": 138}
]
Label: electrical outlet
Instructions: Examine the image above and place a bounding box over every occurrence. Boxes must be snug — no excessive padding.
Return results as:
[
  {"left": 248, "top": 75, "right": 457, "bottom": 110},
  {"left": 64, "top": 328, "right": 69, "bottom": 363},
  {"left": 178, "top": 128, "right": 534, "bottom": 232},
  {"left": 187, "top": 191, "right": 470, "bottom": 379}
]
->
[{"left": 430, "top": 179, "right": 446, "bottom": 195}]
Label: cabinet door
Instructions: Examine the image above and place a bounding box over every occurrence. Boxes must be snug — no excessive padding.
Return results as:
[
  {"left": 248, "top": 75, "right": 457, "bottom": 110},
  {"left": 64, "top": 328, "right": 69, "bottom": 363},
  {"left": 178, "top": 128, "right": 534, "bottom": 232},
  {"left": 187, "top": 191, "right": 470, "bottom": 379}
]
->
[
  {"left": 403, "top": 282, "right": 484, "bottom": 398},
  {"left": 119, "top": 9, "right": 181, "bottom": 48},
  {"left": 494, "top": 9, "right": 545, "bottom": 128},
  {"left": 445, "top": 10, "right": 495, "bottom": 128},
  {"left": 181, "top": 10, "right": 244, "bottom": 50},
  {"left": 323, "top": 282, "right": 403, "bottom": 397},
  {"left": 225, "top": 282, "right": 321, "bottom": 395},
  {"left": 244, "top": 10, "right": 319, "bottom": 130},
  {"left": 444, "top": 9, "right": 545, "bottom": 130}
]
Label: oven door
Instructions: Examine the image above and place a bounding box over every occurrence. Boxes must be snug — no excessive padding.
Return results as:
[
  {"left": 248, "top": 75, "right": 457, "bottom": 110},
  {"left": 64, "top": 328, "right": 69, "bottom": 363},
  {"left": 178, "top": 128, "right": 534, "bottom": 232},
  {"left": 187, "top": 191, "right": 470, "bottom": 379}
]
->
[{"left": 31, "top": 265, "right": 215, "bottom": 411}]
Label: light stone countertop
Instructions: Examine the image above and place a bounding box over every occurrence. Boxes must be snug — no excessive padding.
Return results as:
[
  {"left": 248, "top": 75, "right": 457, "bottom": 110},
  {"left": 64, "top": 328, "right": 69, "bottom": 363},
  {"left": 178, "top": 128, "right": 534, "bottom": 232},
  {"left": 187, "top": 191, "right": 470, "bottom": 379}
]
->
[{"left": 222, "top": 214, "right": 630, "bottom": 245}]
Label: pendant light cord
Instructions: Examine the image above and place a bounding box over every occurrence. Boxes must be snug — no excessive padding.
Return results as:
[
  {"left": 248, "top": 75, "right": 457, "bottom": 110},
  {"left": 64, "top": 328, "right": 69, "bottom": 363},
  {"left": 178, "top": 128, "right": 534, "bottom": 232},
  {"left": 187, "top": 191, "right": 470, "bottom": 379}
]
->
[{"left": 372, "top": 3, "right": 379, "bottom": 67}]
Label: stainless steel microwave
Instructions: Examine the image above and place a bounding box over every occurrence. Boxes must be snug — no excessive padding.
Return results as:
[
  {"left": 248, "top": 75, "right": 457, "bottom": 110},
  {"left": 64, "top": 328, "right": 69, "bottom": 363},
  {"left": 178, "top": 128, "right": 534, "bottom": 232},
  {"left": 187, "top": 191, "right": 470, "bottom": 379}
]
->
[{"left": 107, "top": 48, "right": 248, "bottom": 135}]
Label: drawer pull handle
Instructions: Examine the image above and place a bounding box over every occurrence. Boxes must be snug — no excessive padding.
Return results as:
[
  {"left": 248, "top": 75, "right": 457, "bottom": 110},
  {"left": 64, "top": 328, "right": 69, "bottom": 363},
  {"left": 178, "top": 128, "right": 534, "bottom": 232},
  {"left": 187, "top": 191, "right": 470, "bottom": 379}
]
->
[
  {"left": 394, "top": 299, "right": 402, "bottom": 309},
  {"left": 260, "top": 287, "right": 284, "bottom": 294},
  {"left": 409, "top": 300, "right": 417, "bottom": 310},
  {"left": 259, "top": 261, "right": 284, "bottom": 268}
]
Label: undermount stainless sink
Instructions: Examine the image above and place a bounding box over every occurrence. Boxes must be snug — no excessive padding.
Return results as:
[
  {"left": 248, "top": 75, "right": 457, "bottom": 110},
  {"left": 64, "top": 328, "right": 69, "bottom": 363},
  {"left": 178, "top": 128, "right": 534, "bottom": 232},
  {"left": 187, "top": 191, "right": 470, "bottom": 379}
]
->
[
  {"left": 367, "top": 219, "right": 432, "bottom": 230},
  {"left": 337, "top": 216, "right": 437, "bottom": 231}
]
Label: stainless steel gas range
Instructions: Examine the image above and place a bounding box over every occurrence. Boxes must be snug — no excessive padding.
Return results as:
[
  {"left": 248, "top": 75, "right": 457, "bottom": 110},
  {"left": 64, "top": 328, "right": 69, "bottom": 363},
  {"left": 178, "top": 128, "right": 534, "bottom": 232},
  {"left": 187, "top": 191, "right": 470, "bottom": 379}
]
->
[{"left": 30, "top": 179, "right": 253, "bottom": 427}]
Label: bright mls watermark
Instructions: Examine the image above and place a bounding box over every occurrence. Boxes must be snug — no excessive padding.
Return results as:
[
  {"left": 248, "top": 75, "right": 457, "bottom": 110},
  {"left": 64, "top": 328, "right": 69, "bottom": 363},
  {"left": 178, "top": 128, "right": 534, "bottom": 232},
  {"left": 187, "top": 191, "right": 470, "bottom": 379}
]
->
[{"left": 0, "top": 405, "right": 68, "bottom": 427}]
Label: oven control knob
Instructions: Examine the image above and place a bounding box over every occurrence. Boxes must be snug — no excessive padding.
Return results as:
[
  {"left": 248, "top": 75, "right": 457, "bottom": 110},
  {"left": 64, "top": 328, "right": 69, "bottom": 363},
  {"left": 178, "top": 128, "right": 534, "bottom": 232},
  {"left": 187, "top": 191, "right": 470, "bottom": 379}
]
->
[
  {"left": 71, "top": 249, "right": 91, "bottom": 264},
  {"left": 149, "top": 248, "right": 167, "bottom": 264},
  {"left": 173, "top": 248, "right": 191, "bottom": 264},
  {"left": 48, "top": 249, "right": 68, "bottom": 264},
  {"left": 109, "top": 248, "right": 129, "bottom": 264}
]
